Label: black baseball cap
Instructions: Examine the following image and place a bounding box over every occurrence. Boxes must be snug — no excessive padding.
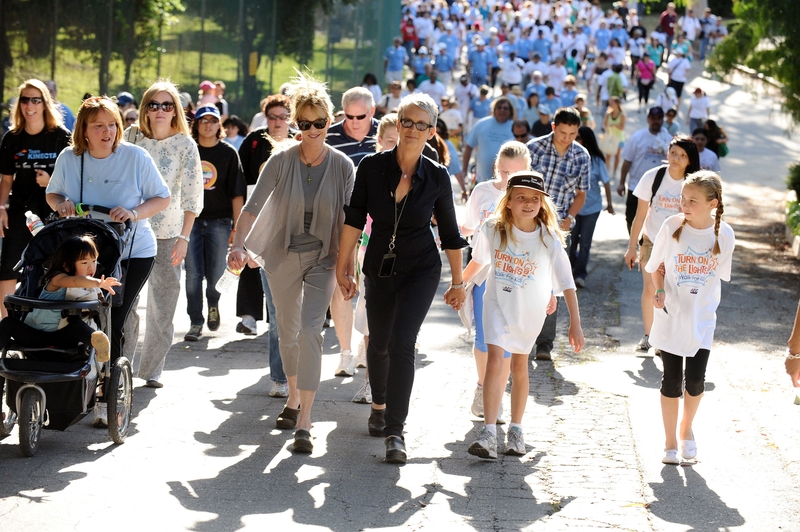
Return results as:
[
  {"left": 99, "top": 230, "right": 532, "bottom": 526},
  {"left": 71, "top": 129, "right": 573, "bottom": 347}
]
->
[
  {"left": 648, "top": 106, "right": 665, "bottom": 117},
  {"left": 507, "top": 171, "right": 549, "bottom": 196}
]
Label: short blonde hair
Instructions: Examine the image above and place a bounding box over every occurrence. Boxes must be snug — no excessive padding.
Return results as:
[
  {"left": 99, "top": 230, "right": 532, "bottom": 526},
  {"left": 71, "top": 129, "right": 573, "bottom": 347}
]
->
[
  {"left": 286, "top": 71, "right": 334, "bottom": 124},
  {"left": 72, "top": 97, "right": 124, "bottom": 156},
  {"left": 376, "top": 113, "right": 398, "bottom": 152},
  {"left": 138, "top": 79, "right": 191, "bottom": 138},
  {"left": 11, "top": 79, "right": 63, "bottom": 134}
]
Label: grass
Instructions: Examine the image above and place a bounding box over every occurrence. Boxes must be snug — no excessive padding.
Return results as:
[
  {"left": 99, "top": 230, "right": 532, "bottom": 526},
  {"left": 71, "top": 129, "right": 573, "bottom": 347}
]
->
[{"left": 3, "top": 14, "right": 364, "bottom": 120}]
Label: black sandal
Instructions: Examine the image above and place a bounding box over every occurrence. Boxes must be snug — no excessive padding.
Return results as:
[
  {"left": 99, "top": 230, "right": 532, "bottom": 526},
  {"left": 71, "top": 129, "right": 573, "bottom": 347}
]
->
[
  {"left": 293, "top": 429, "right": 313, "bottom": 453},
  {"left": 276, "top": 406, "right": 300, "bottom": 429}
]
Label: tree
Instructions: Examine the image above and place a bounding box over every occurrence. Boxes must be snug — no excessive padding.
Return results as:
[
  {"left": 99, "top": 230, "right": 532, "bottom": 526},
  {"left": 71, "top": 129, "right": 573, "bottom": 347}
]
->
[{"left": 710, "top": 0, "right": 800, "bottom": 123}]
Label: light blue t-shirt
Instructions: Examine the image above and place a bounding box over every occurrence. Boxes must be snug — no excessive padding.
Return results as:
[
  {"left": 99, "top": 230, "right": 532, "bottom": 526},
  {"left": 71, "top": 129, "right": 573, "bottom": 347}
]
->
[
  {"left": 48, "top": 142, "right": 171, "bottom": 259},
  {"left": 465, "top": 116, "right": 514, "bottom": 183},
  {"left": 24, "top": 286, "right": 66, "bottom": 332},
  {"left": 384, "top": 46, "right": 408, "bottom": 72},
  {"left": 580, "top": 155, "right": 610, "bottom": 215}
]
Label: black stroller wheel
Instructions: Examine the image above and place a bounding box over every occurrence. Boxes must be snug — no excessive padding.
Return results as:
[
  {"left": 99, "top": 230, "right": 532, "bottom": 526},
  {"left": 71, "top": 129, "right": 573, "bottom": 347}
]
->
[
  {"left": 108, "top": 357, "right": 133, "bottom": 444},
  {"left": 1, "top": 380, "right": 18, "bottom": 439},
  {"left": 19, "top": 388, "right": 44, "bottom": 457}
]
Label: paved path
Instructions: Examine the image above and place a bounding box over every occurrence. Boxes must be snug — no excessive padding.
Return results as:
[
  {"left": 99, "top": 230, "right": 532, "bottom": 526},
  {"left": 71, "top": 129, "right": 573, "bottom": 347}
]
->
[{"left": 2, "top": 63, "right": 800, "bottom": 531}]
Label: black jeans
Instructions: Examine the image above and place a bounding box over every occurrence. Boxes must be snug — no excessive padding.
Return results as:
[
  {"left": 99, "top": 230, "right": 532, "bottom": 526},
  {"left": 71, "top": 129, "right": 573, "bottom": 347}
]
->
[
  {"left": 365, "top": 265, "right": 441, "bottom": 438},
  {"left": 112, "top": 257, "right": 155, "bottom": 364},
  {"left": 660, "top": 349, "right": 710, "bottom": 398}
]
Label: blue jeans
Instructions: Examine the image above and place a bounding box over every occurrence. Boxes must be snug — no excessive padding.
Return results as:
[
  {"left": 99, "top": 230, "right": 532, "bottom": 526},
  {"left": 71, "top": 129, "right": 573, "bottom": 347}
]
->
[
  {"left": 259, "top": 269, "right": 286, "bottom": 383},
  {"left": 185, "top": 218, "right": 232, "bottom": 326},
  {"left": 569, "top": 211, "right": 601, "bottom": 280}
]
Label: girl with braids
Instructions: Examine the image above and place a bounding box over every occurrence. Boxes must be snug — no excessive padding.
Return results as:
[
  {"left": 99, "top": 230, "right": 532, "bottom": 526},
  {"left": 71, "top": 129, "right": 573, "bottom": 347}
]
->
[
  {"left": 624, "top": 135, "right": 700, "bottom": 353},
  {"left": 645, "top": 171, "right": 735, "bottom": 465},
  {"left": 459, "top": 170, "right": 584, "bottom": 459}
]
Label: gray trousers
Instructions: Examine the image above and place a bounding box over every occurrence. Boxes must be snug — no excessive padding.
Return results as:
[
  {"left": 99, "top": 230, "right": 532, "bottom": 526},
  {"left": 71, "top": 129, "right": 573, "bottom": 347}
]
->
[
  {"left": 135, "top": 238, "right": 181, "bottom": 382},
  {"left": 265, "top": 250, "right": 336, "bottom": 392}
]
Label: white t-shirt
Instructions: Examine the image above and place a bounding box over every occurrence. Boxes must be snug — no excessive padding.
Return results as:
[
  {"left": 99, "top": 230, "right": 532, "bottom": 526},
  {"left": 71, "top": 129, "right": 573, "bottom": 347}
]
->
[
  {"left": 698, "top": 149, "right": 721, "bottom": 172},
  {"left": 440, "top": 108, "right": 464, "bottom": 131},
  {"left": 472, "top": 221, "right": 574, "bottom": 353},
  {"left": 667, "top": 57, "right": 691, "bottom": 83},
  {"left": 621, "top": 128, "right": 672, "bottom": 189},
  {"left": 633, "top": 165, "right": 684, "bottom": 240},
  {"left": 645, "top": 215, "right": 735, "bottom": 357},
  {"left": 417, "top": 80, "right": 448, "bottom": 110},
  {"left": 688, "top": 95, "right": 711, "bottom": 119},
  {"left": 463, "top": 180, "right": 505, "bottom": 239},
  {"left": 678, "top": 15, "right": 702, "bottom": 41}
]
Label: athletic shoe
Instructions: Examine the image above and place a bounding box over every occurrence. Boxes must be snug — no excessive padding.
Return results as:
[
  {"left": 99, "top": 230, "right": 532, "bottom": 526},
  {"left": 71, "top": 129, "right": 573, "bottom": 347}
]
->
[
  {"left": 505, "top": 426, "right": 526, "bottom": 456},
  {"left": 184, "top": 325, "right": 203, "bottom": 342},
  {"left": 352, "top": 380, "right": 372, "bottom": 404},
  {"left": 636, "top": 335, "right": 651, "bottom": 353},
  {"left": 236, "top": 315, "right": 257, "bottom": 336},
  {"left": 534, "top": 349, "right": 552, "bottom": 361},
  {"left": 92, "top": 402, "right": 108, "bottom": 428},
  {"left": 680, "top": 431, "right": 697, "bottom": 460},
  {"left": 468, "top": 428, "right": 498, "bottom": 459},
  {"left": 207, "top": 306, "right": 221, "bottom": 331},
  {"left": 471, "top": 385, "right": 484, "bottom": 417},
  {"left": 91, "top": 331, "right": 110, "bottom": 363},
  {"left": 268, "top": 381, "right": 288, "bottom": 398},
  {"left": 575, "top": 277, "right": 586, "bottom": 288},
  {"left": 662, "top": 449, "right": 680, "bottom": 465},
  {"left": 335, "top": 349, "right": 357, "bottom": 377},
  {"left": 356, "top": 338, "right": 367, "bottom": 368}
]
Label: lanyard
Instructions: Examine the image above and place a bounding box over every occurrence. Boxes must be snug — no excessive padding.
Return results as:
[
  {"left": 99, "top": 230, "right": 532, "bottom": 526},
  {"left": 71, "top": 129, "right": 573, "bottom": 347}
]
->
[{"left": 389, "top": 194, "right": 409, "bottom": 254}]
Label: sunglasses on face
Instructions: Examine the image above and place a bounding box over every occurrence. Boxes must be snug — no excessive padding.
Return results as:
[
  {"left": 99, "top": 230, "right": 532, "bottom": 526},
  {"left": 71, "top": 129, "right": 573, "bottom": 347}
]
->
[
  {"left": 399, "top": 118, "right": 433, "bottom": 131},
  {"left": 296, "top": 118, "right": 329, "bottom": 131},
  {"left": 19, "top": 96, "right": 44, "bottom": 105},
  {"left": 146, "top": 100, "right": 175, "bottom": 113},
  {"left": 266, "top": 113, "right": 290, "bottom": 121},
  {"left": 199, "top": 117, "right": 219, "bottom": 125},
  {"left": 345, "top": 113, "right": 368, "bottom": 121}
]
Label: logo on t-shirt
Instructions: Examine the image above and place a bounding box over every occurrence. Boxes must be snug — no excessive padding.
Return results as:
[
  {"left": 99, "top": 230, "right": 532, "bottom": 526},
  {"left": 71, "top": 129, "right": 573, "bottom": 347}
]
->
[
  {"left": 654, "top": 190, "right": 680, "bottom": 216},
  {"left": 494, "top": 248, "right": 537, "bottom": 287},
  {"left": 674, "top": 246, "right": 719, "bottom": 287},
  {"left": 202, "top": 160, "right": 217, "bottom": 190}
]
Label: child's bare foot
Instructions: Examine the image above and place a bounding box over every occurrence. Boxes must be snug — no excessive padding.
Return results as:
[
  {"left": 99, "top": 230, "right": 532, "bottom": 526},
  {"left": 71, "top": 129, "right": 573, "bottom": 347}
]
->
[{"left": 91, "top": 331, "right": 110, "bottom": 363}]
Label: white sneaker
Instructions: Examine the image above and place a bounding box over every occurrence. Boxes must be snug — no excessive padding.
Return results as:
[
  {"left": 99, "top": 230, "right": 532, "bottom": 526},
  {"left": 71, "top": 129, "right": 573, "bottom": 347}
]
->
[
  {"left": 268, "top": 381, "right": 288, "bottom": 398},
  {"left": 352, "top": 379, "right": 372, "bottom": 403},
  {"left": 662, "top": 449, "right": 680, "bottom": 464},
  {"left": 335, "top": 349, "right": 357, "bottom": 377},
  {"left": 636, "top": 335, "right": 651, "bottom": 353},
  {"left": 236, "top": 315, "right": 257, "bottom": 336},
  {"left": 680, "top": 431, "right": 697, "bottom": 460},
  {"left": 505, "top": 426, "right": 526, "bottom": 456},
  {"left": 468, "top": 428, "right": 497, "bottom": 459},
  {"left": 356, "top": 338, "right": 367, "bottom": 368},
  {"left": 471, "top": 385, "right": 484, "bottom": 417},
  {"left": 92, "top": 402, "right": 108, "bottom": 428}
]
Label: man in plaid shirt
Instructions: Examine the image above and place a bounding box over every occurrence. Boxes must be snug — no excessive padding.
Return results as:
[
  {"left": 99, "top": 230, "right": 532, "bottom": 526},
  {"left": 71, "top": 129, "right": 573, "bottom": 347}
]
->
[{"left": 527, "top": 107, "right": 590, "bottom": 360}]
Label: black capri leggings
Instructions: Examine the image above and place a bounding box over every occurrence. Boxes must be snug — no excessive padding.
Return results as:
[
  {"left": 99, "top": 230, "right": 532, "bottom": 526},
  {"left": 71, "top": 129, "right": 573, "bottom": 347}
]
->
[
  {"left": 660, "top": 348, "right": 710, "bottom": 398},
  {"left": 638, "top": 80, "right": 654, "bottom": 105},
  {"left": 112, "top": 257, "right": 155, "bottom": 364}
]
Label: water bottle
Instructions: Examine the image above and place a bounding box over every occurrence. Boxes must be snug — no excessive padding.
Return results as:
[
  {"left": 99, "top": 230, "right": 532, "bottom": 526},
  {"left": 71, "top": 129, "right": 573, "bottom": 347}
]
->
[
  {"left": 215, "top": 267, "right": 242, "bottom": 293},
  {"left": 25, "top": 211, "right": 44, "bottom": 235}
]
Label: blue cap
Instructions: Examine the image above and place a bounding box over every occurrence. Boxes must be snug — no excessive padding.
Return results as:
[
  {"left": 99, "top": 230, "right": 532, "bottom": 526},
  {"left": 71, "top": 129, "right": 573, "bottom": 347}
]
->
[{"left": 195, "top": 105, "right": 220, "bottom": 120}]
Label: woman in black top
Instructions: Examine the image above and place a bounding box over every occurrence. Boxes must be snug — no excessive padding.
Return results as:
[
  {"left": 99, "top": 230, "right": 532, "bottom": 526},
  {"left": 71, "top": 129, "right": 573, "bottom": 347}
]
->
[
  {"left": 0, "top": 79, "right": 71, "bottom": 318},
  {"left": 337, "top": 93, "right": 468, "bottom": 464}
]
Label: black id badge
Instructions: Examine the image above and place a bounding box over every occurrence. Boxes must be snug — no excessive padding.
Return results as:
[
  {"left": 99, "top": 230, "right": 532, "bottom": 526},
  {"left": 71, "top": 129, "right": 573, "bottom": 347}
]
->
[{"left": 379, "top": 253, "right": 397, "bottom": 277}]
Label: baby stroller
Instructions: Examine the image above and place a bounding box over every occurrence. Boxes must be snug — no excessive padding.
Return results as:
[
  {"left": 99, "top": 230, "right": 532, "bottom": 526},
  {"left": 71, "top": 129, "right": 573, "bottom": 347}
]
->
[{"left": 0, "top": 208, "right": 133, "bottom": 456}]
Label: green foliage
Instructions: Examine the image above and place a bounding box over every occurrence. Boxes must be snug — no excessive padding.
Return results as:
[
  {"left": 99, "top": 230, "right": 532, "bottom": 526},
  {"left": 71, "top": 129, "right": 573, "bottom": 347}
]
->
[
  {"left": 636, "top": 1, "right": 733, "bottom": 16},
  {"left": 786, "top": 199, "right": 800, "bottom": 237},
  {"left": 709, "top": 0, "right": 800, "bottom": 124},
  {"left": 787, "top": 163, "right": 800, "bottom": 198}
]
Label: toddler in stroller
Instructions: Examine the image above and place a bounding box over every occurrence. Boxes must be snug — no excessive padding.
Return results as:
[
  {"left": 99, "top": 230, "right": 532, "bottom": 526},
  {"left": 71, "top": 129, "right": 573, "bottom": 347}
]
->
[{"left": 0, "top": 216, "right": 130, "bottom": 456}]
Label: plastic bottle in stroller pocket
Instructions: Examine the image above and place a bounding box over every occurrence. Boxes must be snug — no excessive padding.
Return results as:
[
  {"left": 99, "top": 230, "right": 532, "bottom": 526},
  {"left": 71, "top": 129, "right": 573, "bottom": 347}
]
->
[
  {"left": 25, "top": 211, "right": 44, "bottom": 235},
  {"left": 215, "top": 267, "right": 242, "bottom": 293}
]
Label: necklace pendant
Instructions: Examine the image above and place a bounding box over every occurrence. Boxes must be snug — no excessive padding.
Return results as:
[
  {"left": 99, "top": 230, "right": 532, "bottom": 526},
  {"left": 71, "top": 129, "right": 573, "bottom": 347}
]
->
[{"left": 307, "top": 163, "right": 312, "bottom": 168}]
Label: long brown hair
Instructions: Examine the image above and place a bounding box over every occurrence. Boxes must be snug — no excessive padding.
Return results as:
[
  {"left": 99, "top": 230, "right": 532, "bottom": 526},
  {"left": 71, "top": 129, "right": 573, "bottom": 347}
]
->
[
  {"left": 672, "top": 170, "right": 724, "bottom": 255},
  {"left": 10, "top": 79, "right": 63, "bottom": 134}
]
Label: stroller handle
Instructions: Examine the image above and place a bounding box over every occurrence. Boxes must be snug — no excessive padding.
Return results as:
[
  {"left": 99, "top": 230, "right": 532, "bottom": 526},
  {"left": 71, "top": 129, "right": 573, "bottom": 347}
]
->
[{"left": 75, "top": 204, "right": 133, "bottom": 232}]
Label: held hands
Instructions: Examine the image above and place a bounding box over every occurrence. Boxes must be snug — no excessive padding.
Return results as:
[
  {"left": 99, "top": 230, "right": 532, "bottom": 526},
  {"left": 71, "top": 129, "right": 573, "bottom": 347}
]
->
[
  {"left": 336, "top": 268, "right": 357, "bottom": 301},
  {"left": 97, "top": 275, "right": 121, "bottom": 295},
  {"left": 443, "top": 286, "right": 467, "bottom": 311},
  {"left": 227, "top": 247, "right": 249, "bottom": 272}
]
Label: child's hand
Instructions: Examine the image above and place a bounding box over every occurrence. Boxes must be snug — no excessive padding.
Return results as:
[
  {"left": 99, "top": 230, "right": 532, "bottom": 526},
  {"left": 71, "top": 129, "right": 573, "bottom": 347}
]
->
[
  {"left": 653, "top": 289, "right": 666, "bottom": 309},
  {"left": 546, "top": 293, "right": 557, "bottom": 314},
  {"left": 98, "top": 275, "right": 121, "bottom": 294},
  {"left": 568, "top": 322, "right": 585, "bottom": 353},
  {"left": 624, "top": 247, "right": 637, "bottom": 270},
  {"left": 443, "top": 286, "right": 466, "bottom": 311}
]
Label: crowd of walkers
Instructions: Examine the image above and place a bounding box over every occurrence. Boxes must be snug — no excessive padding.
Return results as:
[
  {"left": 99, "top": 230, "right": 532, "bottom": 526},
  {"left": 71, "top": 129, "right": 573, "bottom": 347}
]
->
[{"left": 3, "top": 1, "right": 790, "bottom": 466}]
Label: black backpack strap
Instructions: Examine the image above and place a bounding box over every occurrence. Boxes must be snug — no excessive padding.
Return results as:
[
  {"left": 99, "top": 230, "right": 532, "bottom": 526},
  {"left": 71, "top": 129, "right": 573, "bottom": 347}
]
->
[{"left": 649, "top": 165, "right": 668, "bottom": 206}]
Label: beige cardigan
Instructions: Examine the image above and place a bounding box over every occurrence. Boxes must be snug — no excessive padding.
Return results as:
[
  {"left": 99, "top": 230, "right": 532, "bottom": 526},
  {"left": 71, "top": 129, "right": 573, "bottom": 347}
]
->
[{"left": 243, "top": 143, "right": 355, "bottom": 273}]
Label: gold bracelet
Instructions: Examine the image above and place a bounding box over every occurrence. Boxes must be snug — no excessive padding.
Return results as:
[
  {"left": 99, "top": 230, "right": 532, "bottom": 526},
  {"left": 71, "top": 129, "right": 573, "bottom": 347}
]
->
[{"left": 787, "top": 348, "right": 800, "bottom": 360}]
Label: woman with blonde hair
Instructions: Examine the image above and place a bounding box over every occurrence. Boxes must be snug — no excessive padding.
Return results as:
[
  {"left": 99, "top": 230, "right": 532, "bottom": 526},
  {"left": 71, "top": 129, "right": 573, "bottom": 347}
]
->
[
  {"left": 228, "top": 72, "right": 355, "bottom": 454},
  {"left": 125, "top": 79, "right": 204, "bottom": 388},
  {"left": 0, "top": 79, "right": 71, "bottom": 318},
  {"left": 47, "top": 96, "right": 170, "bottom": 425}
]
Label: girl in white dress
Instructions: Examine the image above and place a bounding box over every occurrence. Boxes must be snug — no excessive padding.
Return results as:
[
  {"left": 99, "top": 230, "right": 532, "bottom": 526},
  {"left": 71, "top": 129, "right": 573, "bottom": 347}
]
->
[
  {"left": 461, "top": 171, "right": 584, "bottom": 459},
  {"left": 645, "top": 171, "right": 735, "bottom": 465}
]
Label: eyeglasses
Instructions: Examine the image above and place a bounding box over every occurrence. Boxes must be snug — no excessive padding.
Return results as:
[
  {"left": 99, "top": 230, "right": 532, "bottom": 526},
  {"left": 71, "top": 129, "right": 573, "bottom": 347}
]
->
[
  {"left": 296, "top": 118, "right": 329, "bottom": 131},
  {"left": 125, "top": 117, "right": 138, "bottom": 123},
  {"left": 146, "top": 100, "right": 175, "bottom": 113},
  {"left": 198, "top": 117, "right": 219, "bottom": 125},
  {"left": 266, "top": 113, "right": 289, "bottom": 121},
  {"left": 399, "top": 118, "right": 433, "bottom": 131},
  {"left": 19, "top": 96, "right": 44, "bottom": 105},
  {"left": 345, "top": 113, "right": 368, "bottom": 121}
]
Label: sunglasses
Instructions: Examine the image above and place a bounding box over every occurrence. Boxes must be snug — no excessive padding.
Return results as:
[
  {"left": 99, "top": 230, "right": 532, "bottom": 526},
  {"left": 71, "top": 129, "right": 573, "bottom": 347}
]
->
[
  {"left": 345, "top": 113, "right": 368, "bottom": 121},
  {"left": 19, "top": 96, "right": 44, "bottom": 105},
  {"left": 399, "top": 118, "right": 433, "bottom": 131},
  {"left": 266, "top": 113, "right": 290, "bottom": 121},
  {"left": 198, "top": 117, "right": 219, "bottom": 125},
  {"left": 296, "top": 118, "right": 328, "bottom": 131},
  {"left": 146, "top": 100, "right": 176, "bottom": 113}
]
